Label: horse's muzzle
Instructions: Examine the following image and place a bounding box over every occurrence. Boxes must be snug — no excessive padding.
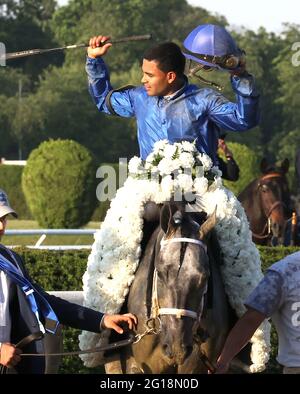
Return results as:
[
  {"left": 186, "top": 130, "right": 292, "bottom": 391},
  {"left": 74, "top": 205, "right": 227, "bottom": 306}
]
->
[{"left": 162, "top": 343, "right": 193, "bottom": 365}]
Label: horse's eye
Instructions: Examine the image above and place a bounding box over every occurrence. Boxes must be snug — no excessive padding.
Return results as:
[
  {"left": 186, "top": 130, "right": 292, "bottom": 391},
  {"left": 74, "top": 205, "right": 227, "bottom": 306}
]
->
[{"left": 261, "top": 185, "right": 268, "bottom": 192}]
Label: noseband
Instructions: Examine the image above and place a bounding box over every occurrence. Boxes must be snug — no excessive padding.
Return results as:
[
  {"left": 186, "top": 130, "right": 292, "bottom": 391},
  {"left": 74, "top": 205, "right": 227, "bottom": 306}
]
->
[{"left": 150, "top": 237, "right": 207, "bottom": 321}]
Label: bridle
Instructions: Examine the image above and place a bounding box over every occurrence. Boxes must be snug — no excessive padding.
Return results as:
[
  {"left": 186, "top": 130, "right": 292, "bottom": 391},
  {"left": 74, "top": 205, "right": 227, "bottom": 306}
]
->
[
  {"left": 150, "top": 236, "right": 208, "bottom": 321},
  {"left": 146, "top": 235, "right": 215, "bottom": 373},
  {"left": 252, "top": 172, "right": 286, "bottom": 240}
]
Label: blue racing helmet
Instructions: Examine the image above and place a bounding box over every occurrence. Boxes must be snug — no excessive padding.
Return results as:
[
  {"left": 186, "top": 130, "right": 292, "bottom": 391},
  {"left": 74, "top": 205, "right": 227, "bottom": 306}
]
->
[{"left": 183, "top": 24, "right": 245, "bottom": 71}]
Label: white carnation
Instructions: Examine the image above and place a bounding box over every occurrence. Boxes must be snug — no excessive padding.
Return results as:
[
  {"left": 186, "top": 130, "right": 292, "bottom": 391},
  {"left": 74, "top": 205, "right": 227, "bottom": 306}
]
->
[
  {"left": 181, "top": 140, "right": 196, "bottom": 153},
  {"left": 197, "top": 153, "right": 213, "bottom": 171},
  {"left": 161, "top": 175, "right": 174, "bottom": 196},
  {"left": 163, "top": 144, "right": 177, "bottom": 159},
  {"left": 175, "top": 173, "right": 193, "bottom": 192},
  {"left": 178, "top": 152, "right": 195, "bottom": 169},
  {"left": 153, "top": 139, "right": 168, "bottom": 153},
  {"left": 128, "top": 156, "right": 143, "bottom": 174},
  {"left": 194, "top": 177, "right": 208, "bottom": 195}
]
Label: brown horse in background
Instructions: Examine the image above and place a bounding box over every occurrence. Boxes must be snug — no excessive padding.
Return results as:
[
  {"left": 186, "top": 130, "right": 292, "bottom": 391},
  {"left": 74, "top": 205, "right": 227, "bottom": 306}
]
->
[{"left": 238, "top": 158, "right": 291, "bottom": 246}]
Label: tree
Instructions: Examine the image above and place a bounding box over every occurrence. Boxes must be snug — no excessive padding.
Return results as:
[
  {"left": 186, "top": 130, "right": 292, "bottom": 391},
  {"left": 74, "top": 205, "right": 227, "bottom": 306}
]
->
[
  {"left": 0, "top": 0, "right": 62, "bottom": 81},
  {"left": 275, "top": 24, "right": 300, "bottom": 134},
  {"left": 233, "top": 28, "right": 286, "bottom": 151},
  {"left": 276, "top": 129, "right": 300, "bottom": 193}
]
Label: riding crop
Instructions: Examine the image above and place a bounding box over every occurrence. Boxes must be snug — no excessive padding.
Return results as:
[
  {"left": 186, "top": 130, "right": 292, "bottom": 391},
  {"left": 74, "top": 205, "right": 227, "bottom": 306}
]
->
[{"left": 2, "top": 34, "right": 152, "bottom": 61}]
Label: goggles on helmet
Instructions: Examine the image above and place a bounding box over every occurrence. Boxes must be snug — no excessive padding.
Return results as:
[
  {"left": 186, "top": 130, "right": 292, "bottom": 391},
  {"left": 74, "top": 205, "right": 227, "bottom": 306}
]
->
[{"left": 184, "top": 48, "right": 246, "bottom": 71}]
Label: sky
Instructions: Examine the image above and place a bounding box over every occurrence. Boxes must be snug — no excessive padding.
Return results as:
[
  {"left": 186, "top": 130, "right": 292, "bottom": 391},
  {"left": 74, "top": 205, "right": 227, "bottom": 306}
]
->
[
  {"left": 57, "top": 0, "right": 300, "bottom": 34},
  {"left": 187, "top": 0, "right": 300, "bottom": 33}
]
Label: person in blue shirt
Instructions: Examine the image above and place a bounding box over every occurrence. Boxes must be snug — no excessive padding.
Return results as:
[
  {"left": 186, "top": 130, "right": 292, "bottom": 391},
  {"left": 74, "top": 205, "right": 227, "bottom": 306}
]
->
[{"left": 85, "top": 27, "right": 259, "bottom": 166}]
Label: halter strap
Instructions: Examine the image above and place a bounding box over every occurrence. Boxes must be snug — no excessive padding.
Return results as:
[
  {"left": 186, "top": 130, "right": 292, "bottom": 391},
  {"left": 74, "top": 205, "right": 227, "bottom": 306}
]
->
[
  {"left": 158, "top": 308, "right": 198, "bottom": 320},
  {"left": 259, "top": 172, "right": 283, "bottom": 182},
  {"left": 152, "top": 237, "right": 208, "bottom": 321}
]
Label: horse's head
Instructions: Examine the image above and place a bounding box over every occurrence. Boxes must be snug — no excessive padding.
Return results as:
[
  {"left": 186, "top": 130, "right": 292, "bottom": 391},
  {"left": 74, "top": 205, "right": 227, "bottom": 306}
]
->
[
  {"left": 257, "top": 158, "right": 291, "bottom": 245},
  {"left": 153, "top": 201, "right": 216, "bottom": 365}
]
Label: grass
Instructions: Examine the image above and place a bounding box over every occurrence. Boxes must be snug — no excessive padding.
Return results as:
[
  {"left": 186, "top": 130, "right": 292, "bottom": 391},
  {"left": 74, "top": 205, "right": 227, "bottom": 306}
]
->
[{"left": 2, "top": 220, "right": 101, "bottom": 246}]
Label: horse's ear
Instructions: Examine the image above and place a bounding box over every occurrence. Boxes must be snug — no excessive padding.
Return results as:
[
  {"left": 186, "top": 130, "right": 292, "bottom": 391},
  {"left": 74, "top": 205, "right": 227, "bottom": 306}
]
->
[
  {"left": 260, "top": 158, "right": 269, "bottom": 174},
  {"left": 160, "top": 202, "right": 176, "bottom": 234},
  {"left": 199, "top": 208, "right": 217, "bottom": 241},
  {"left": 281, "top": 158, "right": 289, "bottom": 174}
]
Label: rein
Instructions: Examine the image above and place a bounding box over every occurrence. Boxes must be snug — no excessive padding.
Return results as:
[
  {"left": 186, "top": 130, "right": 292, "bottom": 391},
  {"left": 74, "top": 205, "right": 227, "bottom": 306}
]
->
[{"left": 0, "top": 332, "right": 135, "bottom": 375}]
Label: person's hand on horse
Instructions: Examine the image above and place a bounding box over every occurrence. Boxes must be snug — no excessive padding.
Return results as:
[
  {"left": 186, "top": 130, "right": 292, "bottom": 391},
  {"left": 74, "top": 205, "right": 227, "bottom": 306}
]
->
[
  {"left": 87, "top": 35, "right": 112, "bottom": 58},
  {"left": 0, "top": 343, "right": 22, "bottom": 368},
  {"left": 102, "top": 313, "right": 138, "bottom": 334}
]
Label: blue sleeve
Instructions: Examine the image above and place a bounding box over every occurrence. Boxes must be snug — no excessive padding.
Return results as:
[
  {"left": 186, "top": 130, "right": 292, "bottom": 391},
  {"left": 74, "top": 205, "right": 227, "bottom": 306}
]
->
[
  {"left": 86, "top": 56, "right": 135, "bottom": 117},
  {"left": 207, "top": 73, "right": 260, "bottom": 131},
  {"left": 245, "top": 270, "right": 285, "bottom": 317}
]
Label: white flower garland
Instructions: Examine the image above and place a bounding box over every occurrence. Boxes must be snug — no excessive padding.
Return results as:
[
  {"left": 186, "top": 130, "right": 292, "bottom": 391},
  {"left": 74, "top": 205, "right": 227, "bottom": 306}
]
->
[{"left": 79, "top": 141, "right": 270, "bottom": 372}]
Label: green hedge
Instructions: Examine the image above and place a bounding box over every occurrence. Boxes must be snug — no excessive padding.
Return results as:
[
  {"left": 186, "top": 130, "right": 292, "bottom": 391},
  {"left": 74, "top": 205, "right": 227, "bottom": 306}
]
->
[
  {"left": 16, "top": 246, "right": 300, "bottom": 374},
  {"left": 22, "top": 139, "right": 98, "bottom": 228},
  {"left": 0, "top": 165, "right": 32, "bottom": 219}
]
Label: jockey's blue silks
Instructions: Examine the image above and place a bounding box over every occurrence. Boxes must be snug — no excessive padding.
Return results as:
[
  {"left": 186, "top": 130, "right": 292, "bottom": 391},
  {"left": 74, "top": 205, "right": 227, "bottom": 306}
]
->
[
  {"left": 86, "top": 58, "right": 259, "bottom": 165},
  {"left": 0, "top": 249, "right": 59, "bottom": 334}
]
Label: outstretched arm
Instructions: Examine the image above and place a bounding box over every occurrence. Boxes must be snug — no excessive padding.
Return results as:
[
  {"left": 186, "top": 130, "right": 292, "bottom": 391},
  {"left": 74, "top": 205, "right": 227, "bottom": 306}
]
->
[
  {"left": 213, "top": 270, "right": 284, "bottom": 373},
  {"left": 214, "top": 308, "right": 266, "bottom": 373}
]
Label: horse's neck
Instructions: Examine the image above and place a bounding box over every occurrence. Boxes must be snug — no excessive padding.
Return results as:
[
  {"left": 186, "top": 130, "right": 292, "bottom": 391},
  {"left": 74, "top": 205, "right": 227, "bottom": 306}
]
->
[
  {"left": 127, "top": 226, "right": 162, "bottom": 321},
  {"left": 239, "top": 179, "right": 266, "bottom": 230},
  {"left": 199, "top": 235, "right": 231, "bottom": 352}
]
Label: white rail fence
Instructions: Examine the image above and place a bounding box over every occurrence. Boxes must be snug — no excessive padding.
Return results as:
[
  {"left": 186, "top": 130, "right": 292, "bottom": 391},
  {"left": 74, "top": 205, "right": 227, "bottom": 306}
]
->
[
  {"left": 6, "top": 229, "right": 98, "bottom": 250},
  {"left": 0, "top": 158, "right": 27, "bottom": 165},
  {"left": 48, "top": 291, "right": 84, "bottom": 305}
]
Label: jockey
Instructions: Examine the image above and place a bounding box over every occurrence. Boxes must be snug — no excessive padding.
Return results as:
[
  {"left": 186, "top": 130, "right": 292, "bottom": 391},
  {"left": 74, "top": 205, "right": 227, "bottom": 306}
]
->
[
  {"left": 85, "top": 24, "right": 258, "bottom": 238},
  {"left": 85, "top": 25, "right": 260, "bottom": 167}
]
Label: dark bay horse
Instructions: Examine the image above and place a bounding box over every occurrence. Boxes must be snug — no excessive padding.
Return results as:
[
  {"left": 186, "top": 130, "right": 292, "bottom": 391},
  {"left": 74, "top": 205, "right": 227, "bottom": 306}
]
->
[
  {"left": 238, "top": 158, "right": 291, "bottom": 246},
  {"left": 105, "top": 201, "right": 231, "bottom": 374}
]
